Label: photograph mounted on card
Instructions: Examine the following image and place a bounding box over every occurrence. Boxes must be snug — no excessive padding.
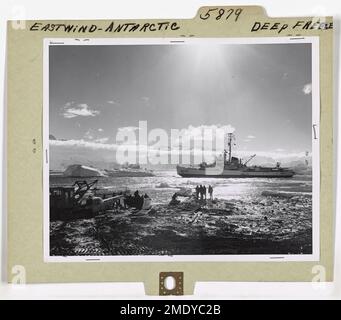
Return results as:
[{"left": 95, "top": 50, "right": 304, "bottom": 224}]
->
[{"left": 6, "top": 6, "right": 334, "bottom": 294}]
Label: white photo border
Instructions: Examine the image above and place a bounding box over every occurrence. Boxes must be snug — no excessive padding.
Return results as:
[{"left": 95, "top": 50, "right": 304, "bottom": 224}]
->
[{"left": 43, "top": 37, "right": 320, "bottom": 263}]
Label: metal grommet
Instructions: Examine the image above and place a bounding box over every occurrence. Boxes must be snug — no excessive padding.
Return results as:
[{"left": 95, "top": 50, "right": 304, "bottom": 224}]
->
[{"left": 159, "top": 272, "right": 184, "bottom": 296}]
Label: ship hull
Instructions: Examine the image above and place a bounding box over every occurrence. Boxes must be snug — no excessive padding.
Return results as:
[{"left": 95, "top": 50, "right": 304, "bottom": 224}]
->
[{"left": 176, "top": 166, "right": 294, "bottom": 178}]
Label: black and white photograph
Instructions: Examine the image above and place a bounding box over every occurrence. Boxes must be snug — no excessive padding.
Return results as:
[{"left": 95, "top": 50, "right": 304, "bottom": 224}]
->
[{"left": 44, "top": 38, "right": 319, "bottom": 261}]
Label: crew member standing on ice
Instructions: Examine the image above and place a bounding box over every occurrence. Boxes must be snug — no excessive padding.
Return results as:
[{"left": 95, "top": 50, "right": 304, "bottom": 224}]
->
[
  {"left": 195, "top": 185, "right": 200, "bottom": 199},
  {"left": 203, "top": 185, "right": 207, "bottom": 200},
  {"left": 208, "top": 185, "right": 213, "bottom": 200},
  {"left": 199, "top": 185, "right": 204, "bottom": 200}
]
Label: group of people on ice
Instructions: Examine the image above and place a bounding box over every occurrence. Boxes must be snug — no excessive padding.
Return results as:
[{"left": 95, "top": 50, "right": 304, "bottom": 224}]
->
[{"left": 195, "top": 185, "right": 214, "bottom": 200}]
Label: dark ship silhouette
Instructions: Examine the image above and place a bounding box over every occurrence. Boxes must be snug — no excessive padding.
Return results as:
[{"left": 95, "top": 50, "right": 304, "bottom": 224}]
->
[{"left": 177, "top": 133, "right": 295, "bottom": 178}]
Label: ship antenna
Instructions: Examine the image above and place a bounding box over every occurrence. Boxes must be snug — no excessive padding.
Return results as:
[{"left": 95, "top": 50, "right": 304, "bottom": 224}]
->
[{"left": 227, "top": 132, "right": 233, "bottom": 163}]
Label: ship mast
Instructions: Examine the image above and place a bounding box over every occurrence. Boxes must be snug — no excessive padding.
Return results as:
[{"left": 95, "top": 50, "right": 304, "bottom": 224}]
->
[{"left": 226, "top": 133, "right": 234, "bottom": 163}]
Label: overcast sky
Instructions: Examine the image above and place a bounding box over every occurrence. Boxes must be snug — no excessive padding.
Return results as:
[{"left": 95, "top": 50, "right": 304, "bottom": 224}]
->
[{"left": 49, "top": 43, "right": 312, "bottom": 155}]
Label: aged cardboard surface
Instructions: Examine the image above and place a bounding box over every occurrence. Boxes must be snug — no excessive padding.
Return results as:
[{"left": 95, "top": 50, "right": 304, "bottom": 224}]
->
[{"left": 6, "top": 6, "right": 333, "bottom": 294}]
